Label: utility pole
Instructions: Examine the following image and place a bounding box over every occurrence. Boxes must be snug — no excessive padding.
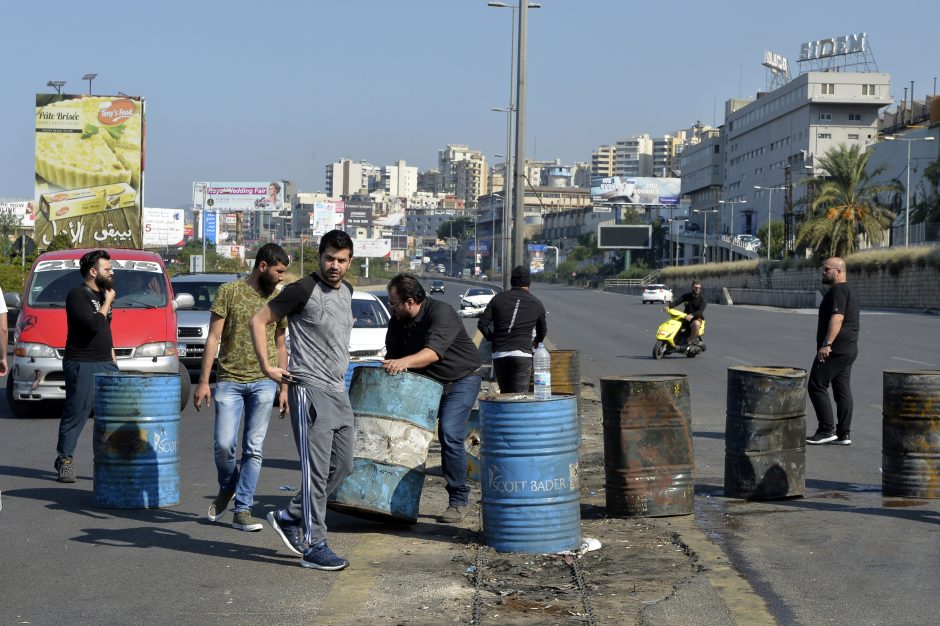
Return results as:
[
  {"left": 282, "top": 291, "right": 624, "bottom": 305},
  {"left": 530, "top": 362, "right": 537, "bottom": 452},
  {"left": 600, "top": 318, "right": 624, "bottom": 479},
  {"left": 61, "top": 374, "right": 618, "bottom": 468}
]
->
[{"left": 512, "top": 2, "right": 529, "bottom": 273}]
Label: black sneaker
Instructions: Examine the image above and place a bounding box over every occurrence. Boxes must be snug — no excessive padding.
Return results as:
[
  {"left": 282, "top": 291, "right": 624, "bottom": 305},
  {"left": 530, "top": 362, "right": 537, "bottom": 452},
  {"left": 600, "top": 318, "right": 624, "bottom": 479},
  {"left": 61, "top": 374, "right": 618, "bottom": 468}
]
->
[
  {"left": 56, "top": 458, "right": 76, "bottom": 483},
  {"left": 807, "top": 432, "right": 837, "bottom": 444},
  {"left": 267, "top": 510, "right": 305, "bottom": 556},
  {"left": 301, "top": 541, "right": 349, "bottom": 571},
  {"left": 830, "top": 435, "right": 852, "bottom": 446}
]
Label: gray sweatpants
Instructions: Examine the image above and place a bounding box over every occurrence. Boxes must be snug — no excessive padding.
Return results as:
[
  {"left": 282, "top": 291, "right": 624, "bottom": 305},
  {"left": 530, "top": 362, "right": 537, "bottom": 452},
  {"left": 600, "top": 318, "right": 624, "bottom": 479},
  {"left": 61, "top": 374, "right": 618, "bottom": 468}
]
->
[{"left": 285, "top": 383, "right": 355, "bottom": 546}]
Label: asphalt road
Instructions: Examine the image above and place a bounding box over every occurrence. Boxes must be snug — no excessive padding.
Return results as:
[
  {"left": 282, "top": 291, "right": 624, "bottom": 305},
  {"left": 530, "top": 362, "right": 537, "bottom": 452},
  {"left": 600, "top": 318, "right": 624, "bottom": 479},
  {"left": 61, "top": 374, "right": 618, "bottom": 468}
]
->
[
  {"left": 524, "top": 282, "right": 940, "bottom": 626},
  {"left": 2, "top": 279, "right": 938, "bottom": 625}
]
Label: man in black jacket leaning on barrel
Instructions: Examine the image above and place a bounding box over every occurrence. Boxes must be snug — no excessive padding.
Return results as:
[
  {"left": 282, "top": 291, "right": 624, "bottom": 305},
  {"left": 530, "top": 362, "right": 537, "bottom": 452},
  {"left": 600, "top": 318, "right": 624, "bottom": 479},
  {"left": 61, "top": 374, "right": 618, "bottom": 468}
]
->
[{"left": 478, "top": 266, "right": 547, "bottom": 393}]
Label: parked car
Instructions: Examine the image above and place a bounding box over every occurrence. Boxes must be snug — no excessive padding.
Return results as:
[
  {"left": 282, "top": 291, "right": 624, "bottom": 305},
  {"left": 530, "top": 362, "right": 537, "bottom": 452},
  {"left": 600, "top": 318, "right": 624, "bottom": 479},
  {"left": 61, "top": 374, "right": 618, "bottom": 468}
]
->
[
  {"left": 430, "top": 279, "right": 445, "bottom": 294},
  {"left": 170, "top": 273, "right": 241, "bottom": 377},
  {"left": 642, "top": 284, "right": 673, "bottom": 304},
  {"left": 8, "top": 249, "right": 193, "bottom": 417},
  {"left": 459, "top": 287, "right": 496, "bottom": 317},
  {"left": 349, "top": 291, "right": 390, "bottom": 358}
]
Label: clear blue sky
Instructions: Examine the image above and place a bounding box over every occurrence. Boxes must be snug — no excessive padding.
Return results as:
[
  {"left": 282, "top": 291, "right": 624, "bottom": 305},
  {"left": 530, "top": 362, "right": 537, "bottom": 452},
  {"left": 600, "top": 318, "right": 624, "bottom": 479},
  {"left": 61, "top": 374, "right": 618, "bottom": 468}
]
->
[{"left": 1, "top": 0, "right": 936, "bottom": 208}]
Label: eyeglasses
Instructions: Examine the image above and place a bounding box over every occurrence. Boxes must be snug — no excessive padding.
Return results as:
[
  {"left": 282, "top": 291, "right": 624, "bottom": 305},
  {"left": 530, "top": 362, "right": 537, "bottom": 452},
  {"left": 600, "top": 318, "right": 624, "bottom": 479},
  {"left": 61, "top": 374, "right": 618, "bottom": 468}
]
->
[{"left": 387, "top": 299, "right": 404, "bottom": 309}]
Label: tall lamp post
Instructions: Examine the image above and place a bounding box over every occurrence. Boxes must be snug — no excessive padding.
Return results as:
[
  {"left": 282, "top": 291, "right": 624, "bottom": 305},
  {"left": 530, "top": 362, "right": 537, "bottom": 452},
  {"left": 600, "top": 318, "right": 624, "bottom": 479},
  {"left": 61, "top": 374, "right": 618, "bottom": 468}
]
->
[
  {"left": 82, "top": 73, "right": 97, "bottom": 95},
  {"left": 718, "top": 198, "right": 746, "bottom": 239},
  {"left": 46, "top": 80, "right": 66, "bottom": 94},
  {"left": 754, "top": 185, "right": 786, "bottom": 261},
  {"left": 488, "top": 1, "right": 540, "bottom": 285},
  {"left": 884, "top": 135, "right": 936, "bottom": 246},
  {"left": 693, "top": 208, "right": 718, "bottom": 263}
]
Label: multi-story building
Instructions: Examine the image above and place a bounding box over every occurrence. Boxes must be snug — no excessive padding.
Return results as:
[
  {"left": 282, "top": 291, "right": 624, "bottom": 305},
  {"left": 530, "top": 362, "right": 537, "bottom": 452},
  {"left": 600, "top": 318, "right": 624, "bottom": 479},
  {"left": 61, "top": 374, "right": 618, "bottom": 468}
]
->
[
  {"left": 438, "top": 144, "right": 487, "bottom": 208},
  {"left": 591, "top": 145, "right": 616, "bottom": 178},
  {"left": 382, "top": 160, "right": 418, "bottom": 198},
  {"left": 724, "top": 70, "right": 891, "bottom": 234},
  {"left": 417, "top": 169, "right": 444, "bottom": 193},
  {"left": 614, "top": 135, "right": 653, "bottom": 177},
  {"left": 325, "top": 159, "right": 373, "bottom": 197},
  {"left": 653, "top": 134, "right": 684, "bottom": 178}
]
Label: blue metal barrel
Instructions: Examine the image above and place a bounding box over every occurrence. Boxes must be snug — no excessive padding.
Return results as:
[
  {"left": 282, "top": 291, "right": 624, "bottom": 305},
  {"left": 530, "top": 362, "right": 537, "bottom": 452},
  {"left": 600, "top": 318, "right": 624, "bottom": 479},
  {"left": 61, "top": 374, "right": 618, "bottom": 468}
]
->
[
  {"left": 344, "top": 358, "right": 383, "bottom": 390},
  {"left": 92, "top": 373, "right": 181, "bottom": 508},
  {"left": 329, "top": 367, "right": 443, "bottom": 523},
  {"left": 479, "top": 394, "right": 581, "bottom": 554}
]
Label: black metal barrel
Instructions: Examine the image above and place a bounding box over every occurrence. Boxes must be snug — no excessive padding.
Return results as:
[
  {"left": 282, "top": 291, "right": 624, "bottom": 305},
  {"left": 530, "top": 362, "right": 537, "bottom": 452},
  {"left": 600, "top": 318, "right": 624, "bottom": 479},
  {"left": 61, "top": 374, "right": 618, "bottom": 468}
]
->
[
  {"left": 601, "top": 375, "right": 693, "bottom": 517},
  {"left": 883, "top": 370, "right": 940, "bottom": 498},
  {"left": 724, "top": 366, "right": 806, "bottom": 499}
]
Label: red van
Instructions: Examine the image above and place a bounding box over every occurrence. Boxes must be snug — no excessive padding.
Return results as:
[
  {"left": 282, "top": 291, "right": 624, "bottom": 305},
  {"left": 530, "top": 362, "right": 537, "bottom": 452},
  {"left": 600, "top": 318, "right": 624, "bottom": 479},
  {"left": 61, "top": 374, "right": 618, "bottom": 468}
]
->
[{"left": 7, "top": 248, "right": 193, "bottom": 417}]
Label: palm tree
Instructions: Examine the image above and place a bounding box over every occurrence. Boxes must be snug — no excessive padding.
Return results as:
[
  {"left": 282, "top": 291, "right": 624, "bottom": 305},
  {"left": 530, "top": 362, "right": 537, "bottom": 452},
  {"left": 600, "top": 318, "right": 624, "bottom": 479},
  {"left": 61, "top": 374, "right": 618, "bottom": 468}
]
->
[{"left": 796, "top": 143, "right": 897, "bottom": 258}]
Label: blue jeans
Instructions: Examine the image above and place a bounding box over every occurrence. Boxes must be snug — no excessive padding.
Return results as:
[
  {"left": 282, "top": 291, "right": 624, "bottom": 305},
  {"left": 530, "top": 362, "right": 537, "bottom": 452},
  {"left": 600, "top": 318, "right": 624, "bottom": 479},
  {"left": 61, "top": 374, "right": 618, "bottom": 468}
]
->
[
  {"left": 438, "top": 375, "right": 482, "bottom": 507},
  {"left": 213, "top": 379, "right": 277, "bottom": 513},
  {"left": 57, "top": 359, "right": 119, "bottom": 461}
]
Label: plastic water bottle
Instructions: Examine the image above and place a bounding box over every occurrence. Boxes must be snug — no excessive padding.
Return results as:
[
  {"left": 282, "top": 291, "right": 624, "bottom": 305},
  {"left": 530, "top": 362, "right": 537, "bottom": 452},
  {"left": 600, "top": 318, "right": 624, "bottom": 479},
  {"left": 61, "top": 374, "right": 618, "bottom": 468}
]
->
[{"left": 533, "top": 343, "right": 552, "bottom": 400}]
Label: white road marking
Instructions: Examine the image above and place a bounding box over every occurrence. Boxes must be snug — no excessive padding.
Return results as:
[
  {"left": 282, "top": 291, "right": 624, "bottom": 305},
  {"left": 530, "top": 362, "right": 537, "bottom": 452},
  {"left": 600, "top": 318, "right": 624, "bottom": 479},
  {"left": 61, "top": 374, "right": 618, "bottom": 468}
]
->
[
  {"left": 890, "top": 357, "right": 938, "bottom": 367},
  {"left": 726, "top": 356, "right": 751, "bottom": 365}
]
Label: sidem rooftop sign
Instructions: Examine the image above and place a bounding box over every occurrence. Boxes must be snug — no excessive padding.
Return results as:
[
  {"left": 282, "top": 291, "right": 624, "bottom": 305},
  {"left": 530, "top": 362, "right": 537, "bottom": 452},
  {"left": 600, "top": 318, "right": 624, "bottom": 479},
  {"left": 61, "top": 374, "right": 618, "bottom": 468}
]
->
[{"left": 799, "top": 32, "right": 866, "bottom": 62}]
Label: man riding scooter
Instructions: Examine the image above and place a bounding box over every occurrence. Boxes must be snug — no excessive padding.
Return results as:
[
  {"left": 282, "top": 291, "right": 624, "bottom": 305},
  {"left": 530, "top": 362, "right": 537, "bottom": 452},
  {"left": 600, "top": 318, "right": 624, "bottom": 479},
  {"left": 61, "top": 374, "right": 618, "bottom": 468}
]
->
[{"left": 667, "top": 281, "right": 706, "bottom": 348}]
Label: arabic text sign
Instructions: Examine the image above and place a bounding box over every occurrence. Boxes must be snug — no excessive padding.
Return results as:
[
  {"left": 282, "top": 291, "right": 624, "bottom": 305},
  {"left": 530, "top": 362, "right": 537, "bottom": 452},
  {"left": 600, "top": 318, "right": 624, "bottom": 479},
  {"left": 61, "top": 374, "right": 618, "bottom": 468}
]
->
[
  {"left": 34, "top": 93, "right": 144, "bottom": 249},
  {"left": 352, "top": 238, "right": 391, "bottom": 258},
  {"left": 590, "top": 176, "right": 680, "bottom": 206},
  {"left": 142, "top": 208, "right": 185, "bottom": 247}
]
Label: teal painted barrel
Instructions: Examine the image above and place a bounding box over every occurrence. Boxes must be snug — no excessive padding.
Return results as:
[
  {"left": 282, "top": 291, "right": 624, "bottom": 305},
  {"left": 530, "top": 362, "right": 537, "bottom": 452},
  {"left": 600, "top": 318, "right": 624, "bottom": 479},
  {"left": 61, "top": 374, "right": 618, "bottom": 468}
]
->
[
  {"left": 329, "top": 367, "right": 443, "bottom": 523},
  {"left": 344, "top": 358, "right": 383, "bottom": 390},
  {"left": 479, "top": 394, "right": 581, "bottom": 554},
  {"left": 93, "top": 373, "right": 181, "bottom": 508}
]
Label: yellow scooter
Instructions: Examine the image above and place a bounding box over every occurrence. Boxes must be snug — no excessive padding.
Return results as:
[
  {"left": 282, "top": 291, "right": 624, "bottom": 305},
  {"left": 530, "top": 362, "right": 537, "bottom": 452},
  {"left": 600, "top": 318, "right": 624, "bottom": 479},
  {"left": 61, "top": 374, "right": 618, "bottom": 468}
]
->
[{"left": 653, "top": 308, "right": 706, "bottom": 359}]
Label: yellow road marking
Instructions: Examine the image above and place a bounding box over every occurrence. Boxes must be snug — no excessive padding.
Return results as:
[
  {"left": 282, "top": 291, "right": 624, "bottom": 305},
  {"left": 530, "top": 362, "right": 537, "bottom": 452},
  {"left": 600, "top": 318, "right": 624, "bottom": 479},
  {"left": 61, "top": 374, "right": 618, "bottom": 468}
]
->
[{"left": 314, "top": 532, "right": 392, "bottom": 624}]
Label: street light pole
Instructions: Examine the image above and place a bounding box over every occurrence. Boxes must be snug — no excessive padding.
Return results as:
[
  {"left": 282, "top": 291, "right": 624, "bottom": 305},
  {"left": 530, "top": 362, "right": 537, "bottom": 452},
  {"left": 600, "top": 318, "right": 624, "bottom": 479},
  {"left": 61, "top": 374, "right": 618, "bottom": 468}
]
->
[
  {"left": 754, "top": 186, "right": 785, "bottom": 261},
  {"left": 885, "top": 135, "right": 936, "bottom": 246},
  {"left": 718, "top": 198, "right": 746, "bottom": 239},
  {"left": 693, "top": 209, "right": 718, "bottom": 263},
  {"left": 82, "top": 73, "right": 97, "bottom": 95}
]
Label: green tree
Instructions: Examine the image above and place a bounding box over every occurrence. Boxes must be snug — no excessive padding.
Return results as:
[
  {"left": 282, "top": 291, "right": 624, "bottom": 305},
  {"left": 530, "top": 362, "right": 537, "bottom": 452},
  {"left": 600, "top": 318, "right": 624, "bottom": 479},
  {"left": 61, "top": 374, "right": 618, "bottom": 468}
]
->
[
  {"left": 796, "top": 143, "right": 896, "bottom": 258},
  {"left": 45, "top": 232, "right": 72, "bottom": 251},
  {"left": 911, "top": 159, "right": 940, "bottom": 237},
  {"left": 436, "top": 218, "right": 472, "bottom": 241},
  {"left": 756, "top": 221, "right": 787, "bottom": 260}
]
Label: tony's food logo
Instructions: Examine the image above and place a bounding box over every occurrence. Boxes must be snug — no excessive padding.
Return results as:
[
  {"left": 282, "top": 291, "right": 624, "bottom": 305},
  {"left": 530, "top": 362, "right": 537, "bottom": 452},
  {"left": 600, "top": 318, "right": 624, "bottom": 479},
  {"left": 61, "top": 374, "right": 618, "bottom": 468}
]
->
[{"left": 98, "top": 99, "right": 136, "bottom": 125}]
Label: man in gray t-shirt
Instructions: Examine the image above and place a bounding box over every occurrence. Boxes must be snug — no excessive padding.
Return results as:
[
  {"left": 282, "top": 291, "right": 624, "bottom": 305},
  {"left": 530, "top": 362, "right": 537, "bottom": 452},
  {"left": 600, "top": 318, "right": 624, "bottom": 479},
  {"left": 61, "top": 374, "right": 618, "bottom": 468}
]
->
[{"left": 250, "top": 230, "right": 355, "bottom": 572}]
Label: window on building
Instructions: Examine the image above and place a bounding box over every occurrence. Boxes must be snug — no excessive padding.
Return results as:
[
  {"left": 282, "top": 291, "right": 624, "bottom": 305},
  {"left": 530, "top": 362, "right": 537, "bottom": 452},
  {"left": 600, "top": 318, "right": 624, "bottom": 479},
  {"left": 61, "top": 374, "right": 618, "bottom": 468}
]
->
[
  {"left": 862, "top": 84, "right": 876, "bottom": 96},
  {"left": 821, "top": 83, "right": 835, "bottom": 94},
  {"left": 818, "top": 133, "right": 832, "bottom": 139},
  {"left": 819, "top": 113, "right": 832, "bottom": 121},
  {"left": 848, "top": 113, "right": 861, "bottom": 121},
  {"left": 848, "top": 134, "right": 859, "bottom": 140}
]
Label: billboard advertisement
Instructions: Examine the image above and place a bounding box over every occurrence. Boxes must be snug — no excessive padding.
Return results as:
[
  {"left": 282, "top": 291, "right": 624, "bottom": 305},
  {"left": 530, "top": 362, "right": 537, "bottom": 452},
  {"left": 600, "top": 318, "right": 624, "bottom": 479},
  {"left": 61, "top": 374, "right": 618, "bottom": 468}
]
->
[
  {"left": 34, "top": 94, "right": 144, "bottom": 249},
  {"left": 352, "top": 238, "right": 391, "bottom": 258},
  {"left": 203, "top": 210, "right": 218, "bottom": 244},
  {"left": 142, "top": 208, "right": 185, "bottom": 247},
  {"left": 527, "top": 243, "right": 546, "bottom": 274},
  {"left": 597, "top": 225, "right": 652, "bottom": 249},
  {"left": 216, "top": 244, "right": 246, "bottom": 260},
  {"left": 590, "top": 176, "right": 681, "bottom": 206},
  {"left": 344, "top": 200, "right": 373, "bottom": 229},
  {"left": 0, "top": 201, "right": 37, "bottom": 227},
  {"left": 193, "top": 181, "right": 286, "bottom": 216},
  {"left": 310, "top": 200, "right": 342, "bottom": 235}
]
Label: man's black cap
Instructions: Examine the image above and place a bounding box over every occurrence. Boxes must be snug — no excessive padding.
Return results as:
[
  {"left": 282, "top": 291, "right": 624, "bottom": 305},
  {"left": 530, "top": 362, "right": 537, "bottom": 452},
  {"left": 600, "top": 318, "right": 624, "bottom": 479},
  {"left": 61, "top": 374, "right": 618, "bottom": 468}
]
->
[{"left": 510, "top": 265, "right": 531, "bottom": 287}]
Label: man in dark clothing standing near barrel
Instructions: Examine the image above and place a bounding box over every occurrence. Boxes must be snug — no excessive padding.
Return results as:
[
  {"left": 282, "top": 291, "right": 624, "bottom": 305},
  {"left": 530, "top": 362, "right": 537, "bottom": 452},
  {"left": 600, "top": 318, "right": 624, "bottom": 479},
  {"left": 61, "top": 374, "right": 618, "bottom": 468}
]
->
[
  {"left": 807, "top": 257, "right": 859, "bottom": 446},
  {"left": 54, "top": 250, "right": 119, "bottom": 483},
  {"left": 477, "top": 266, "right": 547, "bottom": 393},
  {"left": 383, "top": 273, "right": 482, "bottom": 523}
]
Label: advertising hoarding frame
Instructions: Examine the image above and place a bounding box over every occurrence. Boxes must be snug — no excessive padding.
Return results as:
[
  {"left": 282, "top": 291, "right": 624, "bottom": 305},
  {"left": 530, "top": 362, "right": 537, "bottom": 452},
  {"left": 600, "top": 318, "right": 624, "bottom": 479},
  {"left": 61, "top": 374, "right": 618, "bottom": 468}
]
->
[{"left": 597, "top": 225, "right": 652, "bottom": 249}]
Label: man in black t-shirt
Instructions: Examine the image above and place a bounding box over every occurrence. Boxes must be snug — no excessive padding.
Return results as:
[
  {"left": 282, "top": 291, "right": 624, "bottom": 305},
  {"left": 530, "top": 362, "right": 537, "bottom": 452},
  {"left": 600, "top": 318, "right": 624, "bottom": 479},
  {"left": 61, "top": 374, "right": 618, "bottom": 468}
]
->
[
  {"left": 807, "top": 257, "right": 859, "bottom": 446},
  {"left": 669, "top": 281, "right": 706, "bottom": 345},
  {"left": 383, "top": 273, "right": 482, "bottom": 524},
  {"left": 54, "top": 250, "right": 118, "bottom": 483}
]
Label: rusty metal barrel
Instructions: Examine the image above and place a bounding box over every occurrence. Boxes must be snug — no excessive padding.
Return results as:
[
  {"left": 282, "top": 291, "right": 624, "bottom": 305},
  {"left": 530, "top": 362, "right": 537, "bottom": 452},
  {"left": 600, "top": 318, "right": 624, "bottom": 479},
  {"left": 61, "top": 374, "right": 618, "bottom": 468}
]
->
[
  {"left": 600, "top": 375, "right": 694, "bottom": 517},
  {"left": 724, "top": 366, "right": 806, "bottom": 499},
  {"left": 883, "top": 370, "right": 940, "bottom": 498},
  {"left": 329, "top": 367, "right": 443, "bottom": 523},
  {"left": 529, "top": 349, "right": 581, "bottom": 410}
]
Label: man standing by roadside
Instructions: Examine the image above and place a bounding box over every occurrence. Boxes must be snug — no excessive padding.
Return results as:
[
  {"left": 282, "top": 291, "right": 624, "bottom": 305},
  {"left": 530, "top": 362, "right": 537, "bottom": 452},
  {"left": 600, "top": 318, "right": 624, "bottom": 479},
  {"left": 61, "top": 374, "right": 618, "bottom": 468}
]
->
[
  {"left": 194, "top": 244, "right": 289, "bottom": 531},
  {"left": 807, "top": 257, "right": 859, "bottom": 445},
  {"left": 477, "top": 266, "right": 546, "bottom": 393},
  {"left": 250, "top": 230, "right": 355, "bottom": 571},
  {"left": 54, "top": 250, "right": 118, "bottom": 483},
  {"left": 383, "top": 273, "right": 482, "bottom": 523}
]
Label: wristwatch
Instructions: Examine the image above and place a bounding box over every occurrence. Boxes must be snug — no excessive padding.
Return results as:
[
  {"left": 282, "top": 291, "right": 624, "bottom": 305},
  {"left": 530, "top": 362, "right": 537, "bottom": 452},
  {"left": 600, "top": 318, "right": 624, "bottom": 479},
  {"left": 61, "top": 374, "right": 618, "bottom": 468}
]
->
[{"left": 821, "top": 341, "right": 832, "bottom": 348}]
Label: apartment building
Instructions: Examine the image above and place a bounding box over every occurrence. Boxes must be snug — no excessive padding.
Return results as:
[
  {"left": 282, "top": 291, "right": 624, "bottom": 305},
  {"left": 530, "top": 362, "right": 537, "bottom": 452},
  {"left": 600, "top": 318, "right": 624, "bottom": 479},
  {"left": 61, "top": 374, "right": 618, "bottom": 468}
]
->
[
  {"left": 382, "top": 160, "right": 418, "bottom": 198},
  {"left": 614, "top": 135, "right": 653, "bottom": 177},
  {"left": 438, "top": 144, "right": 487, "bottom": 208},
  {"left": 591, "top": 145, "right": 616, "bottom": 178}
]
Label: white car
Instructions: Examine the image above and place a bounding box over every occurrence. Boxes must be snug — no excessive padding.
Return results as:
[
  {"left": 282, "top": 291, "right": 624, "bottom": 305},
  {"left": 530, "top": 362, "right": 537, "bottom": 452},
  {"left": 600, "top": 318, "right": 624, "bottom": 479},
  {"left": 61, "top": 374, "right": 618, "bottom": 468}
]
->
[
  {"left": 349, "top": 291, "right": 390, "bottom": 357},
  {"left": 641, "top": 284, "right": 673, "bottom": 304},
  {"left": 458, "top": 287, "right": 496, "bottom": 318}
]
